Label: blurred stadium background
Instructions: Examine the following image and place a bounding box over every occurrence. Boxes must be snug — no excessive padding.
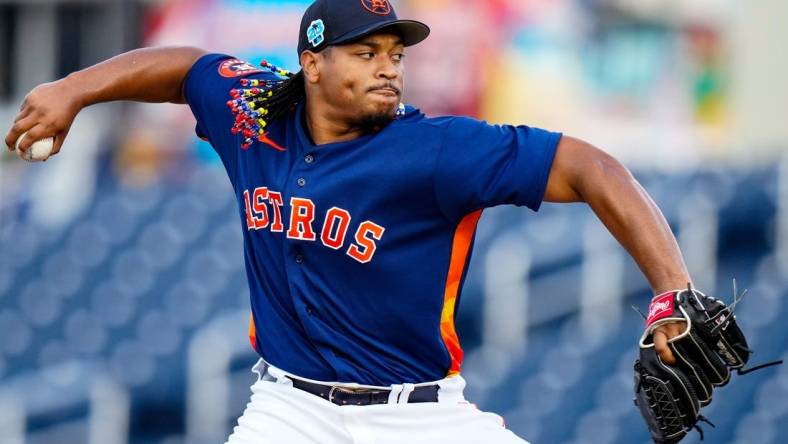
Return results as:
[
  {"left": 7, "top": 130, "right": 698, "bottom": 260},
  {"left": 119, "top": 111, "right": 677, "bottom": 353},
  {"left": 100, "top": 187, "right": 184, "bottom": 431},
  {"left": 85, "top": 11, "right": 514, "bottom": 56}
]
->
[{"left": 1, "top": 0, "right": 788, "bottom": 443}]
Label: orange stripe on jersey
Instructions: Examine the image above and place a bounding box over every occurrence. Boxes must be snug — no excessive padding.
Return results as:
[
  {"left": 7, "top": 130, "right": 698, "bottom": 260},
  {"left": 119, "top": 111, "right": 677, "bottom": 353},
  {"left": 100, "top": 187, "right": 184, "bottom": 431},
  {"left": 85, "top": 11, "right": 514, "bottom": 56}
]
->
[
  {"left": 440, "top": 209, "right": 483, "bottom": 376},
  {"left": 258, "top": 133, "right": 286, "bottom": 152},
  {"left": 248, "top": 313, "right": 258, "bottom": 352}
]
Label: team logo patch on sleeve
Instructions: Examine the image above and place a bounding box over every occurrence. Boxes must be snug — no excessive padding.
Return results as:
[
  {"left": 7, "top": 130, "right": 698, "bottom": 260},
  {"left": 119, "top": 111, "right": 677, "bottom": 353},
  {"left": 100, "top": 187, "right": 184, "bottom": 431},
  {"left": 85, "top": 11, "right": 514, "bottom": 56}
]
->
[
  {"left": 361, "top": 0, "right": 391, "bottom": 15},
  {"left": 218, "top": 59, "right": 264, "bottom": 78}
]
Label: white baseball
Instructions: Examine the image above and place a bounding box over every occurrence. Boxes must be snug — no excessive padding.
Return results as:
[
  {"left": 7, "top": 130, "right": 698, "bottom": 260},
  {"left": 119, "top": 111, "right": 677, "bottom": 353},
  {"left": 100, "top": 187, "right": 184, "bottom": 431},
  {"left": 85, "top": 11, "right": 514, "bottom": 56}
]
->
[{"left": 15, "top": 132, "right": 54, "bottom": 162}]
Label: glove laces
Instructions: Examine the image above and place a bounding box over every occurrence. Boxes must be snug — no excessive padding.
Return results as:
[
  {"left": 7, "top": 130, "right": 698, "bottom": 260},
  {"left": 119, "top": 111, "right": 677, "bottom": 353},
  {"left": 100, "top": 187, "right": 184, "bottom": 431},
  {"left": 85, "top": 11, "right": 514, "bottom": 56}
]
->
[{"left": 706, "top": 280, "right": 784, "bottom": 375}]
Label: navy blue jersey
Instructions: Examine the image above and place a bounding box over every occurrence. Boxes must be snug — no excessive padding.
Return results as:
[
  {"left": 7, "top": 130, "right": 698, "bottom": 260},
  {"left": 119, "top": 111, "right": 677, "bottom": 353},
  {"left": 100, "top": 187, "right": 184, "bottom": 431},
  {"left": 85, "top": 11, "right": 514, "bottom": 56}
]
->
[{"left": 184, "top": 53, "right": 562, "bottom": 385}]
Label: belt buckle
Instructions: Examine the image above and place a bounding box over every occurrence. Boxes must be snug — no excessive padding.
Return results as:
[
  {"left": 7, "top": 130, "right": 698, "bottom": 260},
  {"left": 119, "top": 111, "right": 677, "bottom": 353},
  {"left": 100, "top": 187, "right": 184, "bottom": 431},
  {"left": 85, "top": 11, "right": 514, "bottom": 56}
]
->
[
  {"left": 328, "top": 386, "right": 339, "bottom": 403},
  {"left": 328, "top": 386, "right": 356, "bottom": 404}
]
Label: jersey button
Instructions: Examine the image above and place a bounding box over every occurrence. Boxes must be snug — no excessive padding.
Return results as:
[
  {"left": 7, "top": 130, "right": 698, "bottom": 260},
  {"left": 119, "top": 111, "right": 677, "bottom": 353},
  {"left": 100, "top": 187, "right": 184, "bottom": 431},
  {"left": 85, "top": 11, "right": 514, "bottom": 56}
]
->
[
  {"left": 295, "top": 254, "right": 304, "bottom": 264},
  {"left": 304, "top": 154, "right": 315, "bottom": 164},
  {"left": 297, "top": 178, "right": 306, "bottom": 187}
]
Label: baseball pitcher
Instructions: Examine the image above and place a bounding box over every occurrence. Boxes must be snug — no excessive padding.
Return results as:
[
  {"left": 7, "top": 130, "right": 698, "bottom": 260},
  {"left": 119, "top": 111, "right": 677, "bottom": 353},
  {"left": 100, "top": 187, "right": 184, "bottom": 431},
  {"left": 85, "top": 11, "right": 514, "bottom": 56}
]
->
[{"left": 6, "top": 0, "right": 778, "bottom": 442}]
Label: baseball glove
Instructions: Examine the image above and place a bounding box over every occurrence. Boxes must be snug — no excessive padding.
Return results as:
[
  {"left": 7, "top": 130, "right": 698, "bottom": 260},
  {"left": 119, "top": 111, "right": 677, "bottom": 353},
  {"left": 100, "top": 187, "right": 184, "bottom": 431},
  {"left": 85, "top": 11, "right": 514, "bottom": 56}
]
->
[{"left": 633, "top": 283, "right": 782, "bottom": 443}]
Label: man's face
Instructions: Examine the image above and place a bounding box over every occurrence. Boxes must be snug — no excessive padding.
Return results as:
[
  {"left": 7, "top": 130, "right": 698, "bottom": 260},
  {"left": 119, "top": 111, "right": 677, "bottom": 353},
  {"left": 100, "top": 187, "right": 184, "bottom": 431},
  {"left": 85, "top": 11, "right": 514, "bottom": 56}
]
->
[{"left": 313, "top": 32, "right": 405, "bottom": 128}]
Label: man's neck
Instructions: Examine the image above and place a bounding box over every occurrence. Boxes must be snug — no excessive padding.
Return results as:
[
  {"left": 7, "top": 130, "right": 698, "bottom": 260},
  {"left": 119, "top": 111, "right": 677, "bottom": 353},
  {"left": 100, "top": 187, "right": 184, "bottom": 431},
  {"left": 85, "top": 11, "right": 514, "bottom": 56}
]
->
[{"left": 304, "top": 99, "right": 365, "bottom": 146}]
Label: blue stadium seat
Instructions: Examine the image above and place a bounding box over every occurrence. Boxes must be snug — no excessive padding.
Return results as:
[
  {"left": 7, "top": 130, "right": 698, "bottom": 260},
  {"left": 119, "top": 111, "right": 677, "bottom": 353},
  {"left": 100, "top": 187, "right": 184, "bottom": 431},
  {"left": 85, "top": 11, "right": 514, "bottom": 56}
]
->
[
  {"left": 109, "top": 340, "right": 157, "bottom": 387},
  {"left": 0, "top": 265, "right": 14, "bottom": 296},
  {"left": 572, "top": 410, "right": 621, "bottom": 444},
  {"left": 18, "top": 281, "right": 63, "bottom": 326},
  {"left": 110, "top": 249, "right": 157, "bottom": 295},
  {"left": 519, "top": 373, "right": 565, "bottom": 417},
  {"left": 64, "top": 309, "right": 108, "bottom": 355},
  {"left": 0, "top": 309, "right": 33, "bottom": 357},
  {"left": 164, "top": 281, "right": 212, "bottom": 328},
  {"left": 136, "top": 310, "right": 183, "bottom": 357},
  {"left": 136, "top": 222, "right": 185, "bottom": 270},
  {"left": 41, "top": 253, "right": 84, "bottom": 298},
  {"left": 65, "top": 220, "right": 112, "bottom": 268},
  {"left": 90, "top": 280, "right": 139, "bottom": 327},
  {"left": 733, "top": 412, "right": 776, "bottom": 444},
  {"left": 4, "top": 223, "right": 41, "bottom": 271}
]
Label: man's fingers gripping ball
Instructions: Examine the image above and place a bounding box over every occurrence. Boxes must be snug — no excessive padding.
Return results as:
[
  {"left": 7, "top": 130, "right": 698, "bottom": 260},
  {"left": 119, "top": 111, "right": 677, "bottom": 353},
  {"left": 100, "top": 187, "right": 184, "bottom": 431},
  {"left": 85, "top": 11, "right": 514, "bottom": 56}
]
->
[
  {"left": 13, "top": 131, "right": 55, "bottom": 162},
  {"left": 6, "top": 117, "right": 32, "bottom": 152},
  {"left": 5, "top": 80, "right": 79, "bottom": 154},
  {"left": 5, "top": 95, "right": 37, "bottom": 151}
]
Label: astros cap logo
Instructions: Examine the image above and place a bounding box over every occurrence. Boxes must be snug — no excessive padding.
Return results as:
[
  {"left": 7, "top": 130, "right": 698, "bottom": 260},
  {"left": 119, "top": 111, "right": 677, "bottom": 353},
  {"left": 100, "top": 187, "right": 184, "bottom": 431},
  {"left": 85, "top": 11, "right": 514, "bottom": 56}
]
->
[{"left": 361, "top": 0, "right": 391, "bottom": 15}]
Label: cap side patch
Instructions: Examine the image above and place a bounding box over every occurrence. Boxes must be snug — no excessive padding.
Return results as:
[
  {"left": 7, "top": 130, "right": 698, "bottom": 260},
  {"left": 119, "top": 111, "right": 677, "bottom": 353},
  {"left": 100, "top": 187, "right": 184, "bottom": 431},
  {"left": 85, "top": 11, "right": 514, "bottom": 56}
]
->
[{"left": 307, "top": 19, "right": 326, "bottom": 47}]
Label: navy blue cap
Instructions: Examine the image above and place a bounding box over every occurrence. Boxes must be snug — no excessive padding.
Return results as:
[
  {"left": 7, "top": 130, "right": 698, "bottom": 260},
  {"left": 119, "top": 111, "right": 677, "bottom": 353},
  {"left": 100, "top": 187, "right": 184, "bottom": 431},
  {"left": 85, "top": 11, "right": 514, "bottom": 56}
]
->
[{"left": 297, "top": 0, "right": 430, "bottom": 57}]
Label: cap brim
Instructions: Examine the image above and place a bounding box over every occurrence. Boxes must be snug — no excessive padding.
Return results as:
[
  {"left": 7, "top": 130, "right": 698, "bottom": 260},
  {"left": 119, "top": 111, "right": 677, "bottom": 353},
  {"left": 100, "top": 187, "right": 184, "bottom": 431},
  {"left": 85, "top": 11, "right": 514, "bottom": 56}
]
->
[{"left": 331, "top": 19, "right": 430, "bottom": 48}]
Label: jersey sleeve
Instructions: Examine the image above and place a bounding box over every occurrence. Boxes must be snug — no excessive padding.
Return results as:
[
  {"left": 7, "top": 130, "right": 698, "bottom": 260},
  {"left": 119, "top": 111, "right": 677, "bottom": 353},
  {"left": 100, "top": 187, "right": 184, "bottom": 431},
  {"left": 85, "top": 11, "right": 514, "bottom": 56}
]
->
[
  {"left": 433, "top": 116, "right": 562, "bottom": 222},
  {"left": 182, "top": 54, "right": 281, "bottom": 174}
]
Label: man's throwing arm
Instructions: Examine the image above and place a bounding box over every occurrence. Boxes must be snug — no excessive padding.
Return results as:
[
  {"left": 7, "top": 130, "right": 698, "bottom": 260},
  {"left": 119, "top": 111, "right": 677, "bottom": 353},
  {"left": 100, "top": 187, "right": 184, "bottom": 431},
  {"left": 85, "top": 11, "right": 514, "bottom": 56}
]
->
[{"left": 5, "top": 46, "right": 207, "bottom": 156}]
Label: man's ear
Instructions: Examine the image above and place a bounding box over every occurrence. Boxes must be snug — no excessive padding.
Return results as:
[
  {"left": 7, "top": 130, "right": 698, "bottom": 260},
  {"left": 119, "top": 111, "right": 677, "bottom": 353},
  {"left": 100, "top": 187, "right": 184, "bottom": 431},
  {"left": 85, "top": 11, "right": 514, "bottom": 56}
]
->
[{"left": 300, "top": 51, "right": 321, "bottom": 84}]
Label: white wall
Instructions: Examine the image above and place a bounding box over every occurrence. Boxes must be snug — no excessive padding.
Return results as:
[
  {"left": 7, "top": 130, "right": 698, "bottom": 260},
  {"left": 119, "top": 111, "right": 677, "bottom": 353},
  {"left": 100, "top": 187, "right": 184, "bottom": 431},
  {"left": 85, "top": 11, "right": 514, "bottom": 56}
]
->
[{"left": 729, "top": 0, "right": 788, "bottom": 157}]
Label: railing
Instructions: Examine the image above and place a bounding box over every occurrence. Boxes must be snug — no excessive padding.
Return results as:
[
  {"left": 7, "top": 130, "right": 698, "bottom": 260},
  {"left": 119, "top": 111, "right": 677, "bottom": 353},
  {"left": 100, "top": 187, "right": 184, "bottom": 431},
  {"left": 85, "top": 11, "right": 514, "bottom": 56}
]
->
[
  {"left": 0, "top": 361, "right": 128, "bottom": 444},
  {"left": 186, "top": 310, "right": 256, "bottom": 444}
]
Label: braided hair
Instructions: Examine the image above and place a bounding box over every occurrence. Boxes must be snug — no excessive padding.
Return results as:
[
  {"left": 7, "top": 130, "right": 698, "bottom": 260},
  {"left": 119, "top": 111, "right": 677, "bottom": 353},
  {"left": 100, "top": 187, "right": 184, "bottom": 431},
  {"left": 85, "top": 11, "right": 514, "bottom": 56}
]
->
[
  {"left": 227, "top": 58, "right": 407, "bottom": 149},
  {"left": 227, "top": 60, "right": 305, "bottom": 149}
]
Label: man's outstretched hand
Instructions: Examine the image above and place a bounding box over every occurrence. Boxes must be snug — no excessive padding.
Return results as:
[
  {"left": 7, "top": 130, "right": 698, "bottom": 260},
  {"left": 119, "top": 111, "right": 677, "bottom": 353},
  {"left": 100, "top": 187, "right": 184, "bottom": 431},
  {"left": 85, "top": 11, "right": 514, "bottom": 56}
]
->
[{"left": 5, "top": 78, "right": 83, "bottom": 158}]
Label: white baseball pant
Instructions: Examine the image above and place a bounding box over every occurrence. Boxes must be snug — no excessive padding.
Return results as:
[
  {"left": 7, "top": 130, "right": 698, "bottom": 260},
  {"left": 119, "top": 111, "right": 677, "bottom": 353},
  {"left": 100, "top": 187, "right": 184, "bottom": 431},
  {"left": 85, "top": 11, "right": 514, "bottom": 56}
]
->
[{"left": 224, "top": 359, "right": 530, "bottom": 444}]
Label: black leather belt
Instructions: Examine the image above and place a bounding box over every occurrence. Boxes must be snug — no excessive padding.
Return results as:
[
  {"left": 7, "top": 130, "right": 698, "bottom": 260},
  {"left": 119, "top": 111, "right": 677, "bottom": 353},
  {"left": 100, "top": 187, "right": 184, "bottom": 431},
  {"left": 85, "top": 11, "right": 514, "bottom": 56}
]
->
[{"left": 288, "top": 377, "right": 440, "bottom": 406}]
